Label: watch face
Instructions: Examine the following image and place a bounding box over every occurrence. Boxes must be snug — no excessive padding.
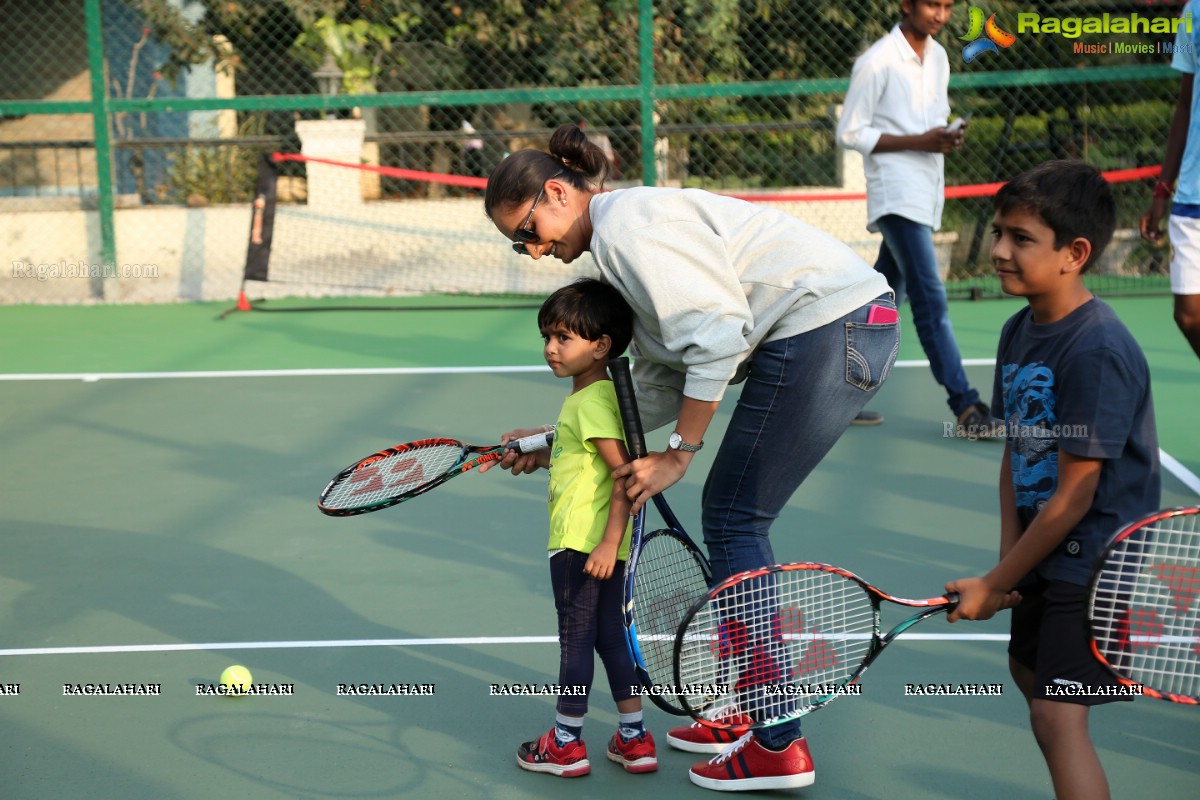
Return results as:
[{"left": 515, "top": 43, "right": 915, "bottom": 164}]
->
[{"left": 668, "top": 432, "right": 700, "bottom": 452}]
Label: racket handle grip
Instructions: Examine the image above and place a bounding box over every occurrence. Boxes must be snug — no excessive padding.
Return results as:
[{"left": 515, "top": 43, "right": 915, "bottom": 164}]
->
[
  {"left": 943, "top": 592, "right": 959, "bottom": 609},
  {"left": 509, "top": 430, "right": 554, "bottom": 453},
  {"left": 609, "top": 356, "right": 647, "bottom": 460}
]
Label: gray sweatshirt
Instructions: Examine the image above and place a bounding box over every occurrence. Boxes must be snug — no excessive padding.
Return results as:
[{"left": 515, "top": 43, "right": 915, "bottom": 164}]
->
[{"left": 588, "top": 187, "right": 889, "bottom": 430}]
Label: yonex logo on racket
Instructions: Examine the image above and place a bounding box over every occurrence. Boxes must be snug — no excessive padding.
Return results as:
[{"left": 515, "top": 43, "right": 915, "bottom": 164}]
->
[
  {"left": 1150, "top": 563, "right": 1200, "bottom": 614},
  {"left": 348, "top": 456, "right": 426, "bottom": 497},
  {"left": 795, "top": 638, "right": 840, "bottom": 674},
  {"left": 1115, "top": 609, "right": 1164, "bottom": 652}
]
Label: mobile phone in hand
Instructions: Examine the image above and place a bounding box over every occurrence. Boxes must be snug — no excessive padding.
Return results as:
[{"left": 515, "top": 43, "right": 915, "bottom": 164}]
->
[{"left": 946, "top": 113, "right": 973, "bottom": 133}]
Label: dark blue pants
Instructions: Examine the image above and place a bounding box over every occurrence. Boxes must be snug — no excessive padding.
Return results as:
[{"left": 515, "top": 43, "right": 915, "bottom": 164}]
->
[
  {"left": 701, "top": 295, "right": 899, "bottom": 748},
  {"left": 874, "top": 214, "right": 980, "bottom": 416},
  {"left": 550, "top": 549, "right": 637, "bottom": 716}
]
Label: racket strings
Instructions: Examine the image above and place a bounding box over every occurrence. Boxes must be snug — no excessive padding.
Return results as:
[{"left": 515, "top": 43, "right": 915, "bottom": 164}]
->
[
  {"left": 630, "top": 533, "right": 711, "bottom": 690},
  {"left": 323, "top": 443, "right": 468, "bottom": 509},
  {"left": 1092, "top": 512, "right": 1200, "bottom": 699},
  {"left": 678, "top": 568, "right": 876, "bottom": 722}
]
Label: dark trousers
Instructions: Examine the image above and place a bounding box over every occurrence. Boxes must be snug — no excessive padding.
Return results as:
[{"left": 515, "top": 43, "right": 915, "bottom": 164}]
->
[{"left": 550, "top": 548, "right": 637, "bottom": 716}]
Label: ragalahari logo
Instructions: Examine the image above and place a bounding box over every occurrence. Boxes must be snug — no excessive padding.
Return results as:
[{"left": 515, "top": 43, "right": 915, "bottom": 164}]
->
[{"left": 960, "top": 7, "right": 1016, "bottom": 62}]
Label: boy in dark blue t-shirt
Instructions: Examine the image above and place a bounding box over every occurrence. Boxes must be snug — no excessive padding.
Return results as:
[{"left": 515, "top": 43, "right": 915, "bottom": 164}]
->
[{"left": 946, "top": 160, "right": 1160, "bottom": 800}]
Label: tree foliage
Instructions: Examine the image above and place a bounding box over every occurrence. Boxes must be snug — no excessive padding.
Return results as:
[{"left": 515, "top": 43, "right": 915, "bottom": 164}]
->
[{"left": 126, "top": 0, "right": 905, "bottom": 89}]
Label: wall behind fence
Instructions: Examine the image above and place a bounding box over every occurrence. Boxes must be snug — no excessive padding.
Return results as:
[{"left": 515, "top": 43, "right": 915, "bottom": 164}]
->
[{"left": 0, "top": 0, "right": 1184, "bottom": 305}]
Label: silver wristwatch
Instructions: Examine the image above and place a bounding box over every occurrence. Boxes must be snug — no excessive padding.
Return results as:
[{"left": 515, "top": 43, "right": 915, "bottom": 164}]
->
[{"left": 668, "top": 431, "right": 703, "bottom": 453}]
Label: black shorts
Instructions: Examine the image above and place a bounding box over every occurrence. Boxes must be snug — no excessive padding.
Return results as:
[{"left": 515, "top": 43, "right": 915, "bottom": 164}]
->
[{"left": 1008, "top": 578, "right": 1136, "bottom": 706}]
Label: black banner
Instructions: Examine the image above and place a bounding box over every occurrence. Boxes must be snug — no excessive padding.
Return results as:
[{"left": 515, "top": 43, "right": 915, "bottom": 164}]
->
[{"left": 243, "top": 152, "right": 278, "bottom": 283}]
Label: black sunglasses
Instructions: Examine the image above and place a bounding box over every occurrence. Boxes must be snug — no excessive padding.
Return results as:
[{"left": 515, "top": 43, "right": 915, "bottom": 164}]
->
[{"left": 511, "top": 171, "right": 563, "bottom": 255}]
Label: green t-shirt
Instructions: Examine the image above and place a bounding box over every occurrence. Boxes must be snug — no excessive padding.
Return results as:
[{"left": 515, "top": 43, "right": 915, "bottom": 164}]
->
[{"left": 547, "top": 379, "right": 632, "bottom": 559}]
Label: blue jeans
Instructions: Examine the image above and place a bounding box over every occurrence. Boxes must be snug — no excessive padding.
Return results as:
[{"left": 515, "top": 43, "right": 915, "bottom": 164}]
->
[
  {"left": 550, "top": 549, "right": 636, "bottom": 716},
  {"left": 700, "top": 295, "right": 898, "bottom": 747},
  {"left": 874, "top": 214, "right": 980, "bottom": 416}
]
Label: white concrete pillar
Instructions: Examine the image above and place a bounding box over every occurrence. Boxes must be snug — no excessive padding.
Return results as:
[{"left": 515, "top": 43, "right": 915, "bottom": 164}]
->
[{"left": 295, "top": 119, "right": 366, "bottom": 210}]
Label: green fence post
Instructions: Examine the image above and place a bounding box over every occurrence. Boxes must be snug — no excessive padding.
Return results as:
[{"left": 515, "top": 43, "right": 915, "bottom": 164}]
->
[
  {"left": 639, "top": 0, "right": 656, "bottom": 186},
  {"left": 85, "top": 0, "right": 116, "bottom": 300}
]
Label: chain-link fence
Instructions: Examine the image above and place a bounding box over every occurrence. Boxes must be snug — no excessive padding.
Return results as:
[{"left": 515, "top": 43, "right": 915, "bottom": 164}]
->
[{"left": 0, "top": 0, "right": 1185, "bottom": 304}]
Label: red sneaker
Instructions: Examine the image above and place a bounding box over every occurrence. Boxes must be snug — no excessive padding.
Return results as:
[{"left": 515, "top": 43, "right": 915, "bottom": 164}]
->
[
  {"left": 688, "top": 735, "right": 815, "bottom": 791},
  {"left": 516, "top": 730, "right": 591, "bottom": 778},
  {"left": 606, "top": 730, "right": 658, "bottom": 773},
  {"left": 666, "top": 714, "right": 753, "bottom": 753}
]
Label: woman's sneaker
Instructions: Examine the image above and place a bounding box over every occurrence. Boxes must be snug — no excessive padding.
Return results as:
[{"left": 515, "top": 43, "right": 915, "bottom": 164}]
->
[
  {"left": 606, "top": 730, "right": 658, "bottom": 773},
  {"left": 688, "top": 734, "right": 815, "bottom": 791},
  {"left": 665, "top": 713, "right": 753, "bottom": 753},
  {"left": 516, "top": 730, "right": 591, "bottom": 777}
]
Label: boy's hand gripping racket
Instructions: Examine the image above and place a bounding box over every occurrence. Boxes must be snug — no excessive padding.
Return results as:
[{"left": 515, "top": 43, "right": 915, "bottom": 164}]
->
[
  {"left": 1088, "top": 505, "right": 1200, "bottom": 706},
  {"left": 609, "top": 356, "right": 712, "bottom": 714},
  {"left": 674, "top": 562, "right": 957, "bottom": 730},
  {"left": 318, "top": 432, "right": 552, "bottom": 517}
]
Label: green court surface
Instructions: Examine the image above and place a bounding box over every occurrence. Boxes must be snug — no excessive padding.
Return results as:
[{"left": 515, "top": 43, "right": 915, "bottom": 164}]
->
[{"left": 1, "top": 296, "right": 1197, "bottom": 799}]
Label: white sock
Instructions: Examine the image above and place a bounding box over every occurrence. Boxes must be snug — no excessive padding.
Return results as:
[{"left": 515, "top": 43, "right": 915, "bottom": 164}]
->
[{"left": 617, "top": 710, "right": 645, "bottom": 741}]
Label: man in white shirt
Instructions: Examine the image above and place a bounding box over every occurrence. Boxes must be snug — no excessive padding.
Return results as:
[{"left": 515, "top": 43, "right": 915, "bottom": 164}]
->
[{"left": 838, "top": 0, "right": 996, "bottom": 437}]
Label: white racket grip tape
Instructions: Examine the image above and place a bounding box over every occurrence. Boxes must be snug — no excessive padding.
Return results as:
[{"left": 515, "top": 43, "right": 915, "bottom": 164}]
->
[{"left": 508, "top": 430, "right": 554, "bottom": 453}]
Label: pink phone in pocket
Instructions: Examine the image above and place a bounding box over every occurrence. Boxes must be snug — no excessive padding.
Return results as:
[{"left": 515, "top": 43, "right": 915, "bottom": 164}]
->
[{"left": 866, "top": 305, "right": 899, "bottom": 325}]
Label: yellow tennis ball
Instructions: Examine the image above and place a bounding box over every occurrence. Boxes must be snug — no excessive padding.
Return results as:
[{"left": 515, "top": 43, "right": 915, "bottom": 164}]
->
[{"left": 220, "top": 665, "right": 253, "bottom": 695}]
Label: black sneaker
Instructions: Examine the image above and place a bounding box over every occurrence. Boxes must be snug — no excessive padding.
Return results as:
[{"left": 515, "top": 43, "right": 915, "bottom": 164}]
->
[
  {"left": 851, "top": 410, "right": 884, "bottom": 426},
  {"left": 955, "top": 403, "right": 1002, "bottom": 440}
]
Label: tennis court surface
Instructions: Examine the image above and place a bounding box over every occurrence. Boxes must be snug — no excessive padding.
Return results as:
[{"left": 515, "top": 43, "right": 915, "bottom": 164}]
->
[{"left": 1, "top": 296, "right": 1196, "bottom": 799}]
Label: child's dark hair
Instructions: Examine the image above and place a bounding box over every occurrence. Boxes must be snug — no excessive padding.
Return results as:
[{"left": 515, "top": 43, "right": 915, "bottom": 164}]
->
[
  {"left": 993, "top": 159, "right": 1116, "bottom": 272},
  {"left": 538, "top": 277, "right": 634, "bottom": 357}
]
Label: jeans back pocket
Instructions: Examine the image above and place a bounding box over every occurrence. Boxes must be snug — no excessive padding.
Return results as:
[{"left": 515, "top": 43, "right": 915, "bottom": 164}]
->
[{"left": 845, "top": 321, "right": 900, "bottom": 392}]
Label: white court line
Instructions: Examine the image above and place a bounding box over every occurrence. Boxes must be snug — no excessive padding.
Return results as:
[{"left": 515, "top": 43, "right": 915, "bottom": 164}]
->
[
  {"left": 0, "top": 361, "right": 981, "bottom": 382},
  {"left": 907, "top": 358, "right": 997, "bottom": 368},
  {"left": 2, "top": 360, "right": 1195, "bottom": 495},
  {"left": 1160, "top": 450, "right": 1200, "bottom": 496},
  {"left": 0, "top": 365, "right": 550, "bottom": 382},
  {"left": 0, "top": 633, "right": 1009, "bottom": 658}
]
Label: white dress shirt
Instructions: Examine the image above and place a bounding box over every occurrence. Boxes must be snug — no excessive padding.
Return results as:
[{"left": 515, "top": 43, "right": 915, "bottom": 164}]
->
[{"left": 836, "top": 25, "right": 950, "bottom": 232}]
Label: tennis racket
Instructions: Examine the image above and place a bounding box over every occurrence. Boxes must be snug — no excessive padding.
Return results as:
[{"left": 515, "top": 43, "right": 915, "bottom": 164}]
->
[
  {"left": 1088, "top": 505, "right": 1200, "bottom": 706},
  {"left": 674, "top": 562, "right": 956, "bottom": 729},
  {"left": 609, "top": 356, "right": 712, "bottom": 714},
  {"left": 318, "top": 432, "right": 553, "bottom": 517}
]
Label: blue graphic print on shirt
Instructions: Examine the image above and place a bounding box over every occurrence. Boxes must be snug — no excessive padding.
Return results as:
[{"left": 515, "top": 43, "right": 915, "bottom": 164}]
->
[{"left": 1001, "top": 362, "right": 1057, "bottom": 512}]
